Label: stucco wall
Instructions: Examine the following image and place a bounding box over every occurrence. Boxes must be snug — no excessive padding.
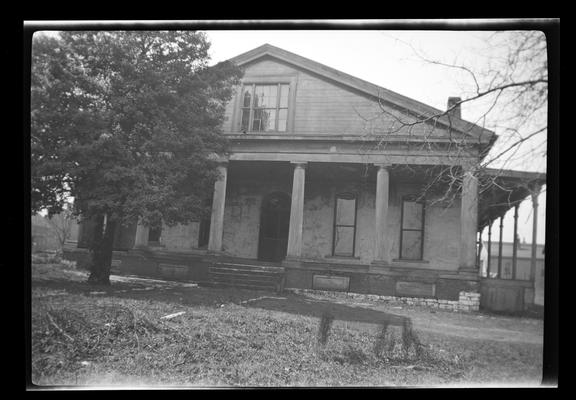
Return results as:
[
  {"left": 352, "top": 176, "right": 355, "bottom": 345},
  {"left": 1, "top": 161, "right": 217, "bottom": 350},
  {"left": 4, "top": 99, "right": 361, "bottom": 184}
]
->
[
  {"left": 218, "top": 174, "right": 463, "bottom": 272},
  {"left": 160, "top": 222, "right": 201, "bottom": 250},
  {"left": 222, "top": 178, "right": 292, "bottom": 258}
]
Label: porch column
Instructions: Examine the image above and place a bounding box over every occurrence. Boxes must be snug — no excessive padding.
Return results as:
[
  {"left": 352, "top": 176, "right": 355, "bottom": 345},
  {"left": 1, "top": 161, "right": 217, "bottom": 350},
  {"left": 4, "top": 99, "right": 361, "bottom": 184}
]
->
[
  {"left": 459, "top": 166, "right": 479, "bottom": 271},
  {"left": 498, "top": 216, "right": 504, "bottom": 278},
  {"left": 373, "top": 163, "right": 391, "bottom": 265},
  {"left": 530, "top": 188, "right": 541, "bottom": 281},
  {"left": 208, "top": 162, "right": 228, "bottom": 252},
  {"left": 134, "top": 219, "right": 149, "bottom": 248},
  {"left": 487, "top": 222, "right": 492, "bottom": 277},
  {"left": 512, "top": 203, "right": 519, "bottom": 280},
  {"left": 476, "top": 228, "right": 484, "bottom": 269},
  {"left": 286, "top": 162, "right": 307, "bottom": 259}
]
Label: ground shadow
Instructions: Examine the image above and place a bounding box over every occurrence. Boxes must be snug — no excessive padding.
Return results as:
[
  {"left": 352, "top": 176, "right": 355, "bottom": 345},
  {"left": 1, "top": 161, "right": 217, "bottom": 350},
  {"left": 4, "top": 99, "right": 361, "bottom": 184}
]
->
[
  {"left": 31, "top": 266, "right": 407, "bottom": 327},
  {"left": 240, "top": 294, "right": 408, "bottom": 327}
]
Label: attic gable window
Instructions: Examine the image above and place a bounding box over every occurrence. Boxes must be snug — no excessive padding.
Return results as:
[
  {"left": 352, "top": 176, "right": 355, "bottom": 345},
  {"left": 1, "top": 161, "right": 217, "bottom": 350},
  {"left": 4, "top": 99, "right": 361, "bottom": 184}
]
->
[{"left": 240, "top": 83, "right": 290, "bottom": 132}]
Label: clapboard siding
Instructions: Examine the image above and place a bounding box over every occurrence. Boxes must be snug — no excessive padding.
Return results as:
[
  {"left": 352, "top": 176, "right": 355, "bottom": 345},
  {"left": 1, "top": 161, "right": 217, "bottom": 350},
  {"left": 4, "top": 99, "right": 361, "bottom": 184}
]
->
[{"left": 223, "top": 58, "right": 451, "bottom": 137}]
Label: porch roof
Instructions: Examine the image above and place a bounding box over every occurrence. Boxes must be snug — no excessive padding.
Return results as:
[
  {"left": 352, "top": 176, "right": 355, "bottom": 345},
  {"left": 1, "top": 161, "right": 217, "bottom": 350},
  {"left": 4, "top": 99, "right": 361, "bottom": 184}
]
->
[{"left": 478, "top": 168, "right": 546, "bottom": 230}]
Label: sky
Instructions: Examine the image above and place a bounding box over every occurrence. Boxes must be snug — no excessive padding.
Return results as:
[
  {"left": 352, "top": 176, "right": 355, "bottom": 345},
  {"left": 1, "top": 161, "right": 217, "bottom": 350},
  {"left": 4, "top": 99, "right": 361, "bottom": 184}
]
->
[{"left": 201, "top": 29, "right": 547, "bottom": 245}]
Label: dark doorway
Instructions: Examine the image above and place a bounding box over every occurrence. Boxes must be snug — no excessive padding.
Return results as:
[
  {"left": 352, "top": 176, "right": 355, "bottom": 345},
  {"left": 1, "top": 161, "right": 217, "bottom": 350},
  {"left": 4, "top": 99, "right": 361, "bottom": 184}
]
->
[{"left": 258, "top": 192, "right": 291, "bottom": 262}]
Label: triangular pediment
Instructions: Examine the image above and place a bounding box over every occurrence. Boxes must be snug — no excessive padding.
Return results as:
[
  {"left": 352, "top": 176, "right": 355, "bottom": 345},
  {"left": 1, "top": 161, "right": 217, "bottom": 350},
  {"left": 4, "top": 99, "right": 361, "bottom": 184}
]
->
[{"left": 228, "top": 44, "right": 495, "bottom": 144}]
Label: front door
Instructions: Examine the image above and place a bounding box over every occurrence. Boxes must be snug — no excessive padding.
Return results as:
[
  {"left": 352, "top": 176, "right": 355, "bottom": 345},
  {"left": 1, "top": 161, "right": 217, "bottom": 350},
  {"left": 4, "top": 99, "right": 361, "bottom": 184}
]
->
[{"left": 258, "top": 192, "right": 291, "bottom": 262}]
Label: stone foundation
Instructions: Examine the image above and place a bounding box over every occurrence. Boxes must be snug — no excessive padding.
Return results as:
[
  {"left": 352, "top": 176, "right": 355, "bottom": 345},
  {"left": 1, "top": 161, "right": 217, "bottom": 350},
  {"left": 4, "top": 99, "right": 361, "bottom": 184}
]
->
[{"left": 287, "top": 288, "right": 480, "bottom": 312}]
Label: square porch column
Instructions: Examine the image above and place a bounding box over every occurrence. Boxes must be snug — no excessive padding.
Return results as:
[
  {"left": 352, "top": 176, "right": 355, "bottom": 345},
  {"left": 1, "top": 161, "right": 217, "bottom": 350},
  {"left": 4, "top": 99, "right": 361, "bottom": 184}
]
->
[
  {"left": 286, "top": 162, "right": 307, "bottom": 259},
  {"left": 459, "top": 166, "right": 479, "bottom": 271},
  {"left": 372, "top": 163, "right": 391, "bottom": 265},
  {"left": 208, "top": 162, "right": 228, "bottom": 252}
]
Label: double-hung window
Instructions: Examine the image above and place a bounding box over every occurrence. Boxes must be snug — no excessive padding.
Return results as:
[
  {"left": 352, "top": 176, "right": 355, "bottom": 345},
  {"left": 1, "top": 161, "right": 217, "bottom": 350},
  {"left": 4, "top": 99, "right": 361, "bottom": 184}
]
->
[
  {"left": 240, "top": 83, "right": 290, "bottom": 132},
  {"left": 399, "top": 196, "right": 425, "bottom": 260},
  {"left": 332, "top": 193, "right": 357, "bottom": 257}
]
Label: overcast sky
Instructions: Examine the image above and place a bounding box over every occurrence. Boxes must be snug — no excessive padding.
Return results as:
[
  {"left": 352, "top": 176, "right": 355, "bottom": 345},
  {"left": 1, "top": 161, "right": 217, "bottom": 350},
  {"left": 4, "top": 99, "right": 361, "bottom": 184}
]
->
[{"left": 202, "top": 29, "right": 547, "bottom": 245}]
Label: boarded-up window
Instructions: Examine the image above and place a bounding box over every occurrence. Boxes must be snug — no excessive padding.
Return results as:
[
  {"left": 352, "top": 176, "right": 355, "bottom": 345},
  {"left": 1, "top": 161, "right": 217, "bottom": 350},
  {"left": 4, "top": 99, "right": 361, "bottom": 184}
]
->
[
  {"left": 240, "top": 83, "right": 290, "bottom": 132},
  {"left": 333, "top": 193, "right": 357, "bottom": 257},
  {"left": 399, "top": 196, "right": 425, "bottom": 260}
]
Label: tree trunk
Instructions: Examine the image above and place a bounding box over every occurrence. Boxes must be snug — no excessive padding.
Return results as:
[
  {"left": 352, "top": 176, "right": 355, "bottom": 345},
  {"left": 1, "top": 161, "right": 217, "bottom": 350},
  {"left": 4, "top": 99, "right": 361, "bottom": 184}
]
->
[{"left": 87, "top": 214, "right": 117, "bottom": 285}]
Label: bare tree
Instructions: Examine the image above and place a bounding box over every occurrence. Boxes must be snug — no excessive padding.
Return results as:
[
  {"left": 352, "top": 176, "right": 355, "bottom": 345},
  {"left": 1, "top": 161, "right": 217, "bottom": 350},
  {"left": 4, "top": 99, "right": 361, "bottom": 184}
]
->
[{"left": 365, "top": 31, "right": 548, "bottom": 208}]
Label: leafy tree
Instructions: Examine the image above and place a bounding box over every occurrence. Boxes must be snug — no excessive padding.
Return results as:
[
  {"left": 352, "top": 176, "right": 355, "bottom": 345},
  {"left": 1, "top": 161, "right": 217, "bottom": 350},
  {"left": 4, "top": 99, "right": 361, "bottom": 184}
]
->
[{"left": 31, "top": 31, "right": 243, "bottom": 284}]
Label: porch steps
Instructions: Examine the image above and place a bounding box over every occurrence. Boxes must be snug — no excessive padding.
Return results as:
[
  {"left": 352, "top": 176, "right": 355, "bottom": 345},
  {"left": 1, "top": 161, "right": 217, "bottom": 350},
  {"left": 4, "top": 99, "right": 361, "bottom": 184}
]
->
[{"left": 203, "top": 262, "right": 285, "bottom": 292}]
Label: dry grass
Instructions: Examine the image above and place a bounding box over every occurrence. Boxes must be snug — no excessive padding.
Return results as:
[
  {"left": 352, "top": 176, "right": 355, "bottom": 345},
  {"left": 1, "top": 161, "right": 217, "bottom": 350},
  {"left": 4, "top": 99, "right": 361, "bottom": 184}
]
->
[{"left": 29, "top": 262, "right": 544, "bottom": 388}]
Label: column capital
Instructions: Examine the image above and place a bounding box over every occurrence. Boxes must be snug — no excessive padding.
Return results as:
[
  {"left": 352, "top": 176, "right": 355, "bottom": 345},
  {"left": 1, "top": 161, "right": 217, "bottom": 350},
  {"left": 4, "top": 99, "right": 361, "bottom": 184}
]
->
[
  {"left": 374, "top": 162, "right": 392, "bottom": 170},
  {"left": 290, "top": 161, "right": 308, "bottom": 169}
]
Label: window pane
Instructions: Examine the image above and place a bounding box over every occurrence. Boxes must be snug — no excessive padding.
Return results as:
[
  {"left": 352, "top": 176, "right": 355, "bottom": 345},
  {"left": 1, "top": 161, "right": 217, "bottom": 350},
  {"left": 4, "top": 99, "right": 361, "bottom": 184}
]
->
[
  {"left": 260, "top": 109, "right": 276, "bottom": 131},
  {"left": 334, "top": 226, "right": 355, "bottom": 256},
  {"left": 254, "top": 85, "right": 278, "bottom": 108},
  {"left": 242, "top": 86, "right": 253, "bottom": 107},
  {"left": 279, "top": 84, "right": 289, "bottom": 108},
  {"left": 241, "top": 109, "right": 250, "bottom": 131},
  {"left": 402, "top": 201, "right": 423, "bottom": 229},
  {"left": 252, "top": 117, "right": 262, "bottom": 132},
  {"left": 278, "top": 109, "right": 288, "bottom": 131},
  {"left": 336, "top": 196, "right": 356, "bottom": 226},
  {"left": 401, "top": 231, "right": 422, "bottom": 260}
]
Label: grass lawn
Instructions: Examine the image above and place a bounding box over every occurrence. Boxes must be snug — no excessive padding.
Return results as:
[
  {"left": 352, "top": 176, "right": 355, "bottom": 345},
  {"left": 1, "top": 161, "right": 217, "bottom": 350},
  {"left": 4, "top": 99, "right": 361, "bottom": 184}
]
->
[{"left": 29, "top": 261, "right": 544, "bottom": 388}]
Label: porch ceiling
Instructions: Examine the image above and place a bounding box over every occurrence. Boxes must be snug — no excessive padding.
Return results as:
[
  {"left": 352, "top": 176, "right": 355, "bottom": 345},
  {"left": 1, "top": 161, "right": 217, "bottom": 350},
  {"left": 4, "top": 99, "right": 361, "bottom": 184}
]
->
[{"left": 477, "top": 168, "right": 546, "bottom": 230}]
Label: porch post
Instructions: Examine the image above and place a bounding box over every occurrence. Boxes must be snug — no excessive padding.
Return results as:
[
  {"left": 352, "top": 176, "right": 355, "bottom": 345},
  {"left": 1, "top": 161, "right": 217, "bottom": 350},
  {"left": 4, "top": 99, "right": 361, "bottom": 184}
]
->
[
  {"left": 476, "top": 228, "right": 484, "bottom": 269},
  {"left": 460, "top": 166, "right": 479, "bottom": 271},
  {"left": 487, "top": 222, "right": 492, "bottom": 277},
  {"left": 134, "top": 219, "right": 149, "bottom": 248},
  {"left": 286, "top": 162, "right": 307, "bottom": 259},
  {"left": 530, "top": 188, "right": 541, "bottom": 282},
  {"left": 498, "top": 216, "right": 504, "bottom": 278},
  {"left": 512, "top": 204, "right": 519, "bottom": 279},
  {"left": 208, "top": 162, "right": 228, "bottom": 252},
  {"left": 373, "top": 163, "right": 391, "bottom": 265}
]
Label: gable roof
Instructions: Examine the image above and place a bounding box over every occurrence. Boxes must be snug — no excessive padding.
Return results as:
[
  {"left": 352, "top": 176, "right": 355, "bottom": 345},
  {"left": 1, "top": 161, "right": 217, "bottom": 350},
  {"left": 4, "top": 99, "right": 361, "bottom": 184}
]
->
[{"left": 228, "top": 44, "right": 496, "bottom": 146}]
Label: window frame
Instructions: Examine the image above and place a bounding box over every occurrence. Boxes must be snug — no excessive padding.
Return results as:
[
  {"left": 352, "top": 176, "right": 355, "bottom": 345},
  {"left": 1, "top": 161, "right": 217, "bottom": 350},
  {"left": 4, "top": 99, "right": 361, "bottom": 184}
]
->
[
  {"left": 398, "top": 195, "right": 426, "bottom": 261},
  {"left": 332, "top": 192, "right": 358, "bottom": 257},
  {"left": 233, "top": 75, "right": 297, "bottom": 134},
  {"left": 241, "top": 83, "right": 289, "bottom": 133}
]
